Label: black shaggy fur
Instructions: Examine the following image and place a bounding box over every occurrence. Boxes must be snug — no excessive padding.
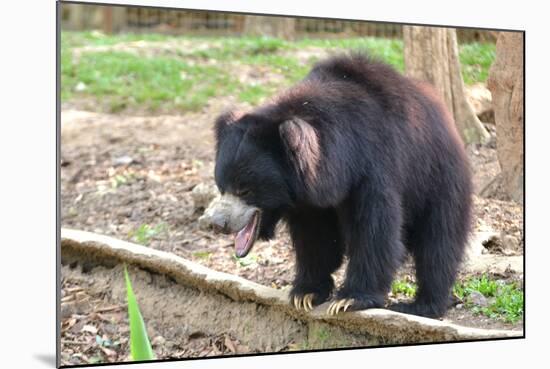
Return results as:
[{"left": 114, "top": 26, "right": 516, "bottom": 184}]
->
[{"left": 213, "top": 53, "right": 472, "bottom": 318}]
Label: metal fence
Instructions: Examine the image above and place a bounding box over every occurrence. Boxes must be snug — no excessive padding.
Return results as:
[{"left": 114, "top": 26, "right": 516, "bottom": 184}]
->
[{"left": 61, "top": 3, "right": 495, "bottom": 43}]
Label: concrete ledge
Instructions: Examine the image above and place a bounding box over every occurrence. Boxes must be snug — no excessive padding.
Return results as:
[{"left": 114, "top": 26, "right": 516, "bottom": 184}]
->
[{"left": 61, "top": 228, "right": 523, "bottom": 348}]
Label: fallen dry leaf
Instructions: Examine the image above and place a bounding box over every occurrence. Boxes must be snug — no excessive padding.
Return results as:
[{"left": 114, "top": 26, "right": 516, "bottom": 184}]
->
[
  {"left": 81, "top": 325, "right": 98, "bottom": 334},
  {"left": 224, "top": 335, "right": 236, "bottom": 354},
  {"left": 100, "top": 346, "right": 117, "bottom": 358}
]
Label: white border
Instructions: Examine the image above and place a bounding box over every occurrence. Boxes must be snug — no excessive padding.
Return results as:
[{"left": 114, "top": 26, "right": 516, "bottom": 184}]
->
[{"left": 1, "top": 0, "right": 547, "bottom": 368}]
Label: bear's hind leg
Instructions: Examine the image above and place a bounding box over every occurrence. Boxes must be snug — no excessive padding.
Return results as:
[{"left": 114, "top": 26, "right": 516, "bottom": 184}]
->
[
  {"left": 390, "top": 193, "right": 471, "bottom": 318},
  {"left": 288, "top": 208, "right": 344, "bottom": 312}
]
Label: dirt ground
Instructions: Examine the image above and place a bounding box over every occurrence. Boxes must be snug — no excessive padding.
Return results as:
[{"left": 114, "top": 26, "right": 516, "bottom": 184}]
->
[
  {"left": 60, "top": 262, "right": 297, "bottom": 364},
  {"left": 60, "top": 88, "right": 523, "bottom": 365}
]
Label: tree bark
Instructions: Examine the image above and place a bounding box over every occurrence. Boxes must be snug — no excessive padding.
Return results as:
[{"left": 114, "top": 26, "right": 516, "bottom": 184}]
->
[
  {"left": 484, "top": 32, "right": 524, "bottom": 203},
  {"left": 243, "top": 15, "right": 295, "bottom": 40},
  {"left": 403, "top": 26, "right": 490, "bottom": 145},
  {"left": 68, "top": 4, "right": 85, "bottom": 31}
]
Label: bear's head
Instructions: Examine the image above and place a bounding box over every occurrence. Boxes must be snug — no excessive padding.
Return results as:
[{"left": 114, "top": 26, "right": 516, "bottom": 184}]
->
[{"left": 211, "top": 109, "right": 321, "bottom": 258}]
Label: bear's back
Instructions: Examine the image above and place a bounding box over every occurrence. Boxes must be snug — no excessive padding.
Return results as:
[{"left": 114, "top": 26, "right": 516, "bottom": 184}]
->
[{"left": 304, "top": 53, "right": 418, "bottom": 114}]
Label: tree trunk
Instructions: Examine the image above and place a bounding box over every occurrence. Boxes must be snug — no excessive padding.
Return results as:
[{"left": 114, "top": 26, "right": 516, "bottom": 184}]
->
[
  {"left": 243, "top": 15, "right": 295, "bottom": 40},
  {"left": 403, "top": 26, "right": 490, "bottom": 145},
  {"left": 68, "top": 4, "right": 85, "bottom": 31},
  {"left": 111, "top": 6, "right": 127, "bottom": 33},
  {"left": 484, "top": 32, "right": 524, "bottom": 203}
]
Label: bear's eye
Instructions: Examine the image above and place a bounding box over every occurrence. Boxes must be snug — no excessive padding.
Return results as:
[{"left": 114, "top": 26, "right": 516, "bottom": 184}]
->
[{"left": 236, "top": 189, "right": 252, "bottom": 197}]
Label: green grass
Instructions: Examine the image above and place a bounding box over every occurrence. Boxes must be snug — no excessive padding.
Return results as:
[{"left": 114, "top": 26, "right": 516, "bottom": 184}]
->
[
  {"left": 316, "top": 327, "right": 329, "bottom": 342},
  {"left": 238, "top": 84, "right": 274, "bottom": 105},
  {"left": 61, "top": 31, "right": 495, "bottom": 113},
  {"left": 459, "top": 42, "right": 496, "bottom": 84},
  {"left": 62, "top": 49, "right": 237, "bottom": 111},
  {"left": 391, "top": 279, "right": 417, "bottom": 297},
  {"left": 390, "top": 275, "right": 523, "bottom": 323},
  {"left": 296, "top": 37, "right": 405, "bottom": 71},
  {"left": 109, "top": 172, "right": 137, "bottom": 188},
  {"left": 453, "top": 274, "right": 523, "bottom": 323},
  {"left": 192, "top": 250, "right": 212, "bottom": 259},
  {"left": 124, "top": 265, "right": 155, "bottom": 361},
  {"left": 129, "top": 224, "right": 166, "bottom": 246},
  {"left": 232, "top": 253, "right": 258, "bottom": 267}
]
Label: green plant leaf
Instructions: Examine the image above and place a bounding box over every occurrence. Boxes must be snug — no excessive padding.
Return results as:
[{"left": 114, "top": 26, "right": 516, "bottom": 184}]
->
[{"left": 124, "top": 265, "right": 155, "bottom": 361}]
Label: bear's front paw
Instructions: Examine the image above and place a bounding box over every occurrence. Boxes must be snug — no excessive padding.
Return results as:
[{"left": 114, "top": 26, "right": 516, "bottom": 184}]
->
[
  {"left": 289, "top": 280, "right": 333, "bottom": 312},
  {"left": 292, "top": 293, "right": 316, "bottom": 312},
  {"left": 327, "top": 298, "right": 355, "bottom": 315},
  {"left": 289, "top": 290, "right": 330, "bottom": 312},
  {"left": 326, "top": 292, "right": 384, "bottom": 315}
]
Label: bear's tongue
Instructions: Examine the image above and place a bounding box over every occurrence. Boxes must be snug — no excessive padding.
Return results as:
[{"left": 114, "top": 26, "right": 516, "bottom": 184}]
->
[{"left": 234, "top": 213, "right": 258, "bottom": 258}]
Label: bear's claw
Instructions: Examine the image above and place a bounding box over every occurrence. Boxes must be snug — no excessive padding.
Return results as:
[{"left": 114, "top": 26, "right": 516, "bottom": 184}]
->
[
  {"left": 327, "top": 298, "right": 355, "bottom": 315},
  {"left": 293, "top": 293, "right": 315, "bottom": 312}
]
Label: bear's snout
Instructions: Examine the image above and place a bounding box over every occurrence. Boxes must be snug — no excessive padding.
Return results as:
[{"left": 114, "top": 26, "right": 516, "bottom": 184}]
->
[
  {"left": 198, "top": 193, "right": 259, "bottom": 235},
  {"left": 210, "top": 217, "right": 230, "bottom": 234}
]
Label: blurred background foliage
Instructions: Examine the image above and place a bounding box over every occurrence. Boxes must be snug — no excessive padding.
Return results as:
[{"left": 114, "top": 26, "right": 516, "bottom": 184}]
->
[{"left": 61, "top": 4, "right": 495, "bottom": 114}]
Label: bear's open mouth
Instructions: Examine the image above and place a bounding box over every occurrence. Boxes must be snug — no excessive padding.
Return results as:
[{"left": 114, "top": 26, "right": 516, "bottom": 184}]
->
[{"left": 234, "top": 211, "right": 260, "bottom": 258}]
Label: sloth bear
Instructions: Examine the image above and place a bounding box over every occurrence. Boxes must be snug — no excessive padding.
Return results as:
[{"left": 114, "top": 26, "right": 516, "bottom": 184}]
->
[{"left": 211, "top": 53, "right": 472, "bottom": 318}]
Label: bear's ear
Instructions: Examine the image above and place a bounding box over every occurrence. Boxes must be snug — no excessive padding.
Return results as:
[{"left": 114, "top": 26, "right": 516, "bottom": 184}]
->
[
  {"left": 214, "top": 111, "right": 242, "bottom": 142},
  {"left": 279, "top": 118, "right": 320, "bottom": 182},
  {"left": 213, "top": 110, "right": 244, "bottom": 146}
]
